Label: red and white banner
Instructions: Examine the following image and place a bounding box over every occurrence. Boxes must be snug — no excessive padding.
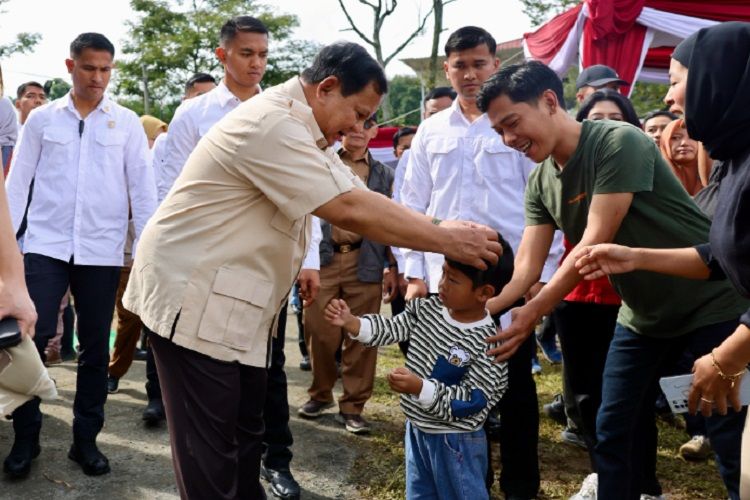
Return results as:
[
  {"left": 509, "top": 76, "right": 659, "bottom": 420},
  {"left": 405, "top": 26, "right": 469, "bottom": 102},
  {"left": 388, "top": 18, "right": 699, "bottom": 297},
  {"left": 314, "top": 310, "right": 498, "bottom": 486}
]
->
[{"left": 523, "top": 1, "right": 750, "bottom": 92}]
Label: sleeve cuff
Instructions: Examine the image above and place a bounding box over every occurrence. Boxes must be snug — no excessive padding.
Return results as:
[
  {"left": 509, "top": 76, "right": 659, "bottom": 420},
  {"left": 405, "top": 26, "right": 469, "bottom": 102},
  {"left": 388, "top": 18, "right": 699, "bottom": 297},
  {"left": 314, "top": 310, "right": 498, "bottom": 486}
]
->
[
  {"left": 404, "top": 253, "right": 425, "bottom": 280},
  {"left": 741, "top": 309, "right": 750, "bottom": 330},
  {"left": 695, "top": 244, "right": 727, "bottom": 281},
  {"left": 350, "top": 317, "right": 373, "bottom": 344},
  {"left": 302, "top": 243, "right": 320, "bottom": 270},
  {"left": 393, "top": 249, "right": 405, "bottom": 274},
  {"left": 412, "top": 379, "right": 436, "bottom": 407}
]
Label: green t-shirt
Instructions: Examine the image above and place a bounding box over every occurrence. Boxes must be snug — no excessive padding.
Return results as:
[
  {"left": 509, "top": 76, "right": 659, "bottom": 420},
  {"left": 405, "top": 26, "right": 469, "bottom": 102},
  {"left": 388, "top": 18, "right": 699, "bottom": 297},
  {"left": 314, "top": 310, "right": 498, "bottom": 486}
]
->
[{"left": 525, "top": 120, "right": 748, "bottom": 337}]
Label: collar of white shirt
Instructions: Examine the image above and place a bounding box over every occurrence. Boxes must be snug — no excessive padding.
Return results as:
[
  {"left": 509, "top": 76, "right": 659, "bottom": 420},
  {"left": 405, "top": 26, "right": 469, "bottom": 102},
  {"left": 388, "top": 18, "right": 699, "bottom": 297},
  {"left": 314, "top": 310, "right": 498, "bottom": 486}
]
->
[{"left": 59, "top": 91, "right": 115, "bottom": 118}]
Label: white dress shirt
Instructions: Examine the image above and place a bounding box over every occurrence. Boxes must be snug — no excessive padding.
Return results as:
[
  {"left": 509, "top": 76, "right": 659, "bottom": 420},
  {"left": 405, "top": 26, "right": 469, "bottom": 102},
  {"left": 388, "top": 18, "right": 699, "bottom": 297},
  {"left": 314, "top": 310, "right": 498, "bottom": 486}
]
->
[
  {"left": 151, "top": 132, "right": 168, "bottom": 177},
  {"left": 5, "top": 92, "right": 157, "bottom": 266},
  {"left": 158, "top": 81, "right": 243, "bottom": 201},
  {"left": 401, "top": 99, "right": 562, "bottom": 293},
  {"left": 390, "top": 150, "right": 410, "bottom": 273},
  {"left": 0, "top": 97, "right": 17, "bottom": 147},
  {"left": 301, "top": 216, "right": 323, "bottom": 270}
]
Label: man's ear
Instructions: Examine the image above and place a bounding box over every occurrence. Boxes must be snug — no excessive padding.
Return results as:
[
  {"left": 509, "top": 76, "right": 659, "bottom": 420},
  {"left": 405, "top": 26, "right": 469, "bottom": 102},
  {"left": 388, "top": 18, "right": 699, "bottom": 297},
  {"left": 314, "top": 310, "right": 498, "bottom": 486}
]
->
[
  {"left": 493, "top": 57, "right": 501, "bottom": 71},
  {"left": 443, "top": 59, "right": 450, "bottom": 80},
  {"left": 215, "top": 46, "right": 226, "bottom": 65},
  {"left": 316, "top": 76, "right": 340, "bottom": 99},
  {"left": 65, "top": 58, "right": 75, "bottom": 74},
  {"left": 542, "top": 90, "right": 559, "bottom": 114}
]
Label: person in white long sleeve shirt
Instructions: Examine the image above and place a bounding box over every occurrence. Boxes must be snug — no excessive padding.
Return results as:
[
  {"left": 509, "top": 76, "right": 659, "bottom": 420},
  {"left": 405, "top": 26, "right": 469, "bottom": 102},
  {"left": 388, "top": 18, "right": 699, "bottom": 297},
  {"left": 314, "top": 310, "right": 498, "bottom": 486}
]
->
[
  {"left": 3, "top": 32, "right": 157, "bottom": 479},
  {"left": 399, "top": 27, "right": 562, "bottom": 500},
  {"left": 157, "top": 16, "right": 267, "bottom": 201}
]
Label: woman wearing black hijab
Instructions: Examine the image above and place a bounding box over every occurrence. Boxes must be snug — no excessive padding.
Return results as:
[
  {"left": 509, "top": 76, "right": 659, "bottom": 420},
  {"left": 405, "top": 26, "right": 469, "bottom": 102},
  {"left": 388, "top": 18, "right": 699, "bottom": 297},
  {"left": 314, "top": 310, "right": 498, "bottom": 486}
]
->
[{"left": 575, "top": 21, "right": 750, "bottom": 497}]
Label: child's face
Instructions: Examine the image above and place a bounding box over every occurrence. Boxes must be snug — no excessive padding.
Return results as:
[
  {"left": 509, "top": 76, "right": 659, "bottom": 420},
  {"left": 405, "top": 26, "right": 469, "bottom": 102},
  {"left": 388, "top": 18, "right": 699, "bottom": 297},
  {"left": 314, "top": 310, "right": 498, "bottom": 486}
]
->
[{"left": 438, "top": 262, "right": 493, "bottom": 312}]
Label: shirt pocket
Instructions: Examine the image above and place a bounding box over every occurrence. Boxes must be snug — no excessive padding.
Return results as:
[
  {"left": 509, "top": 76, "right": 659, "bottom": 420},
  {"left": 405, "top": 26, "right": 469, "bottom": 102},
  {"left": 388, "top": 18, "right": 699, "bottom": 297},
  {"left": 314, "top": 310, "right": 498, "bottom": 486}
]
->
[
  {"left": 197, "top": 266, "right": 273, "bottom": 351},
  {"left": 41, "top": 127, "right": 77, "bottom": 168},
  {"left": 477, "top": 138, "right": 514, "bottom": 183},
  {"left": 95, "top": 129, "right": 128, "bottom": 167},
  {"left": 426, "top": 137, "right": 459, "bottom": 184}
]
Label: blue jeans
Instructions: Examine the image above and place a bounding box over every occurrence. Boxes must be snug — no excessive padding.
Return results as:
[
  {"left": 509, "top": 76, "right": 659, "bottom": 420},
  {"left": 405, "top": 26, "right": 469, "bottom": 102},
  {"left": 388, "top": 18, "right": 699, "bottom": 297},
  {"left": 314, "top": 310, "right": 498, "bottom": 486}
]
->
[
  {"left": 596, "top": 320, "right": 746, "bottom": 500},
  {"left": 405, "top": 420, "right": 488, "bottom": 500}
]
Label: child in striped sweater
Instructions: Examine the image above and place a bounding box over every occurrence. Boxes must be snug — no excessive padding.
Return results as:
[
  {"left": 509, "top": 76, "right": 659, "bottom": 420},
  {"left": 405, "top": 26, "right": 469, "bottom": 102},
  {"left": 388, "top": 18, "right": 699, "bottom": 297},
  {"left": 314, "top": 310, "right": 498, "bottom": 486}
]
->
[{"left": 324, "top": 238, "right": 512, "bottom": 500}]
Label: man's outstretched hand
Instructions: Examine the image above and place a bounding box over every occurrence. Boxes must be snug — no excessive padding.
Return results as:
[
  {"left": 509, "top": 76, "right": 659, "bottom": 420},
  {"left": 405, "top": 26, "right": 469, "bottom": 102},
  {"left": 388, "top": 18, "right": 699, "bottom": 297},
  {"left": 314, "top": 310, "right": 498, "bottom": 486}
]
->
[{"left": 485, "top": 304, "right": 540, "bottom": 362}]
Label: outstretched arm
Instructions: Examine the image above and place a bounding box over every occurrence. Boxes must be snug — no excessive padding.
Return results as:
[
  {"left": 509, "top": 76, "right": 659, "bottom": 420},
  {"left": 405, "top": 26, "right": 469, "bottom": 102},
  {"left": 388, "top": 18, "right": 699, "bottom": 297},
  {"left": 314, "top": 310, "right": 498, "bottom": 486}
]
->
[{"left": 575, "top": 245, "right": 710, "bottom": 281}]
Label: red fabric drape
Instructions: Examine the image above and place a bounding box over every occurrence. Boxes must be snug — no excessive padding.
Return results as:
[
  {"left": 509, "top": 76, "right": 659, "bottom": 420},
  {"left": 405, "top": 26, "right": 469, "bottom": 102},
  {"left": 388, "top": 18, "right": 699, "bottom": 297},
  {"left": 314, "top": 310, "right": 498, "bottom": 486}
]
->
[
  {"left": 645, "top": 1, "right": 750, "bottom": 22},
  {"left": 523, "top": 3, "right": 583, "bottom": 64},
  {"left": 643, "top": 46, "right": 673, "bottom": 69},
  {"left": 369, "top": 127, "right": 398, "bottom": 150},
  {"left": 585, "top": 0, "right": 645, "bottom": 39},
  {"left": 581, "top": 0, "right": 648, "bottom": 95}
]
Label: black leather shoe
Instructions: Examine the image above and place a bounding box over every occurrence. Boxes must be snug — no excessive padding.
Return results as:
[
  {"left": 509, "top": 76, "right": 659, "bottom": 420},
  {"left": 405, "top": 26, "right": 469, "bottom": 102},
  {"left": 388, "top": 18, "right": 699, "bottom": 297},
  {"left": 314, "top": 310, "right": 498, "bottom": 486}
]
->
[
  {"left": 133, "top": 348, "right": 148, "bottom": 361},
  {"left": 3, "top": 438, "right": 40, "bottom": 479},
  {"left": 142, "top": 398, "right": 165, "bottom": 426},
  {"left": 261, "top": 463, "right": 301, "bottom": 500},
  {"left": 68, "top": 441, "right": 110, "bottom": 476}
]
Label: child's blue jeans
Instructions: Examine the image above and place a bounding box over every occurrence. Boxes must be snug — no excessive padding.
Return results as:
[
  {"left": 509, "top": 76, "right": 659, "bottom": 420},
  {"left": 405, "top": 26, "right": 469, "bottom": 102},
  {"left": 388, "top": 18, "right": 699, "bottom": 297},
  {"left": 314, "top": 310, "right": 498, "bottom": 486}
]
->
[{"left": 405, "top": 420, "right": 488, "bottom": 500}]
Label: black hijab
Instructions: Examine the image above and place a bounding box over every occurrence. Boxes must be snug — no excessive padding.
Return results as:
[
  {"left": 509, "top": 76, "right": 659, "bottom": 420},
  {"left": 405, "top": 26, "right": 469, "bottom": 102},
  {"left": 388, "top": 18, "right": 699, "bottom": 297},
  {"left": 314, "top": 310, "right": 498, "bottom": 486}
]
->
[{"left": 684, "top": 22, "right": 750, "bottom": 161}]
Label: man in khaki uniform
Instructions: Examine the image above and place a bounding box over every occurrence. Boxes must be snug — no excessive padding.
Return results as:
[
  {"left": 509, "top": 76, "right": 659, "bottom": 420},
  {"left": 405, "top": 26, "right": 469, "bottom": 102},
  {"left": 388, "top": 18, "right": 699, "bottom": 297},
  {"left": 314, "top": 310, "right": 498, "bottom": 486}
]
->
[
  {"left": 123, "top": 42, "right": 501, "bottom": 500},
  {"left": 301, "top": 116, "right": 397, "bottom": 433}
]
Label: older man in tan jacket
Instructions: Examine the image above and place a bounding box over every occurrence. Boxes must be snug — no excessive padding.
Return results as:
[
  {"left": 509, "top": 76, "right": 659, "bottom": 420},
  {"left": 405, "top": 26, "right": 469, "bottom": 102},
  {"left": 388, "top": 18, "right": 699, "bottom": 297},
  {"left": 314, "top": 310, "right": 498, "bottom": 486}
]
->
[{"left": 123, "top": 42, "right": 500, "bottom": 500}]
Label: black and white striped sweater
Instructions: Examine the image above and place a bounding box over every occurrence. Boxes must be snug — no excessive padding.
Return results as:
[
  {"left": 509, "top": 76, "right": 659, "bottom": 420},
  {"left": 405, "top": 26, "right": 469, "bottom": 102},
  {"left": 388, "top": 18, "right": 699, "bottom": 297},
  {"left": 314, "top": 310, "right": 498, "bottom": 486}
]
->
[{"left": 357, "top": 296, "right": 508, "bottom": 433}]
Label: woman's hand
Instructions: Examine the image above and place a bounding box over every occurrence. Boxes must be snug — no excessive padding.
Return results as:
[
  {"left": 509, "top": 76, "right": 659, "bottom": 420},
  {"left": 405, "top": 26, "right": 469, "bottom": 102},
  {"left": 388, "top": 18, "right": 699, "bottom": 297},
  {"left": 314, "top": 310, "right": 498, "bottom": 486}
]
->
[
  {"left": 0, "top": 279, "right": 37, "bottom": 338},
  {"left": 574, "top": 244, "right": 639, "bottom": 280},
  {"left": 688, "top": 350, "right": 745, "bottom": 417}
]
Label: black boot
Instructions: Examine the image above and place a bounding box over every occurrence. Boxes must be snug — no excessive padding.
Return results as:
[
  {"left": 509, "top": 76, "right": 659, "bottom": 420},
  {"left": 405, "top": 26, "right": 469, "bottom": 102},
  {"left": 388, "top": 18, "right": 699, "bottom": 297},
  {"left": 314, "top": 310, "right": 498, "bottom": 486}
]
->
[
  {"left": 142, "top": 398, "right": 165, "bottom": 426},
  {"left": 3, "top": 398, "right": 42, "bottom": 479},
  {"left": 68, "top": 440, "right": 110, "bottom": 476}
]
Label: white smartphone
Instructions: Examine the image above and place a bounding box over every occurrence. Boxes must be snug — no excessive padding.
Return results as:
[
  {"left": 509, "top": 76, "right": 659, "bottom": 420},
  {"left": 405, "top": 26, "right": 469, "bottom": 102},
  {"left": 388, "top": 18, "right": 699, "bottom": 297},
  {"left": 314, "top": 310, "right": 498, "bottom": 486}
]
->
[{"left": 659, "top": 370, "right": 750, "bottom": 414}]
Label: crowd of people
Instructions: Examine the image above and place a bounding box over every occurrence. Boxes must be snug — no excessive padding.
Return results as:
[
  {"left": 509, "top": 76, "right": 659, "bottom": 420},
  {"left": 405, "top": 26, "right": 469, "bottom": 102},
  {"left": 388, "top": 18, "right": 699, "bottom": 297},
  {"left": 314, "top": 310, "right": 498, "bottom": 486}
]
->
[{"left": 0, "top": 12, "right": 748, "bottom": 500}]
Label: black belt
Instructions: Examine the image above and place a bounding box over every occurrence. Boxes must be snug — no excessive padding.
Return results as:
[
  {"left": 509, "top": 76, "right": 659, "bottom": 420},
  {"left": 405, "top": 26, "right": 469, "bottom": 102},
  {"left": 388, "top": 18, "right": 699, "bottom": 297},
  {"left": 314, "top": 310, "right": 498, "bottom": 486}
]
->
[{"left": 333, "top": 241, "right": 362, "bottom": 253}]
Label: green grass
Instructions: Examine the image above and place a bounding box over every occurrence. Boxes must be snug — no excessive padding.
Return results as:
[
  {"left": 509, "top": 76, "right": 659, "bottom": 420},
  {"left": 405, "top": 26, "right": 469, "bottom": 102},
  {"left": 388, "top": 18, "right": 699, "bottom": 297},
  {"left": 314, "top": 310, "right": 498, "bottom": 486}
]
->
[{"left": 351, "top": 350, "right": 728, "bottom": 499}]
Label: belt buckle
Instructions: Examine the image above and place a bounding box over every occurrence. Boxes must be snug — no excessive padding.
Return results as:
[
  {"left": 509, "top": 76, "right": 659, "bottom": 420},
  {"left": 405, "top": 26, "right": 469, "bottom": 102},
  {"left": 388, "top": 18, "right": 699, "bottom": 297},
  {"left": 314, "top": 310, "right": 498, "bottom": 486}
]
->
[{"left": 339, "top": 244, "right": 352, "bottom": 253}]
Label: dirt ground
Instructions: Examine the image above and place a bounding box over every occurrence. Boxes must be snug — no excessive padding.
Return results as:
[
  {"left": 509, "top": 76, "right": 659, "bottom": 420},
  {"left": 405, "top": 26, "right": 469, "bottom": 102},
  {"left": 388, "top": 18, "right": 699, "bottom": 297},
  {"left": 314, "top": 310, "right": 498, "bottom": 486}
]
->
[{"left": 0, "top": 310, "right": 364, "bottom": 500}]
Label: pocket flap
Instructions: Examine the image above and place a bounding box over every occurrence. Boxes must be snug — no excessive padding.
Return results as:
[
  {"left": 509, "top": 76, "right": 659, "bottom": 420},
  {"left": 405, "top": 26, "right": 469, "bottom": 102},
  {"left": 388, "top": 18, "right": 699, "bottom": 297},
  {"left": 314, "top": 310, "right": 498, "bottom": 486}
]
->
[
  {"left": 211, "top": 267, "right": 273, "bottom": 306},
  {"left": 426, "top": 137, "right": 458, "bottom": 154},
  {"left": 95, "top": 129, "right": 127, "bottom": 146},
  {"left": 43, "top": 127, "right": 76, "bottom": 145}
]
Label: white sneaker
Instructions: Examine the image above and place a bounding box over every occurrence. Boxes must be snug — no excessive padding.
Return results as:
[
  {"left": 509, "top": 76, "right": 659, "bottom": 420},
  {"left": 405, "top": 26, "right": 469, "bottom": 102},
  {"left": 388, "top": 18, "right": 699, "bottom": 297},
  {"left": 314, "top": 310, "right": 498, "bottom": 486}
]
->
[
  {"left": 569, "top": 473, "right": 598, "bottom": 500},
  {"left": 640, "top": 495, "right": 667, "bottom": 500}
]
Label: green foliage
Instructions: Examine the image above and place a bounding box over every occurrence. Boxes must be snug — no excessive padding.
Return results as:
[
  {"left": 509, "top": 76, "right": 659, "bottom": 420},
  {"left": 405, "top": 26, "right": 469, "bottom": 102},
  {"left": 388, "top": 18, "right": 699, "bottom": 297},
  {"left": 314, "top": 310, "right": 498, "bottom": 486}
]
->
[
  {"left": 630, "top": 82, "right": 671, "bottom": 117},
  {"left": 385, "top": 75, "right": 422, "bottom": 127},
  {"left": 43, "top": 78, "right": 71, "bottom": 101},
  {"left": 520, "top": 0, "right": 580, "bottom": 27},
  {"left": 115, "top": 0, "right": 319, "bottom": 118},
  {"left": 0, "top": 0, "right": 41, "bottom": 62}
]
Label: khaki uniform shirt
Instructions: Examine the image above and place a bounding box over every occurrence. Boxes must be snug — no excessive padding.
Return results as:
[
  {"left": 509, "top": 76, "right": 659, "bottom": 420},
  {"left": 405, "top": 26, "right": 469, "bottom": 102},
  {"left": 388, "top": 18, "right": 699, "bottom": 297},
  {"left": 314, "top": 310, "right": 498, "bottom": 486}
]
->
[{"left": 123, "top": 77, "right": 365, "bottom": 367}]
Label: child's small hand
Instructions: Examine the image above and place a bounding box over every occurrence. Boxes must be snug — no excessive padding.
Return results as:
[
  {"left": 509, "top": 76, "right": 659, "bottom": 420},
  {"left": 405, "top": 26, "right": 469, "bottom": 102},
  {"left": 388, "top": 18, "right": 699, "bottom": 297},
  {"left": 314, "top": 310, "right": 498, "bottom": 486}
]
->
[
  {"left": 387, "top": 367, "right": 423, "bottom": 396},
  {"left": 324, "top": 298, "right": 353, "bottom": 327}
]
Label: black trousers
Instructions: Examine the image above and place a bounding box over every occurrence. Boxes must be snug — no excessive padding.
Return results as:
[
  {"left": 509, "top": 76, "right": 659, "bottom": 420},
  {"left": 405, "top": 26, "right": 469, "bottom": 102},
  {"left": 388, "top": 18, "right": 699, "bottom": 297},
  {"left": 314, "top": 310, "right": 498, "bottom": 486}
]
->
[
  {"left": 492, "top": 332, "right": 540, "bottom": 498},
  {"left": 554, "top": 300, "right": 618, "bottom": 471},
  {"left": 13, "top": 253, "right": 119, "bottom": 442},
  {"left": 145, "top": 342, "right": 162, "bottom": 401},
  {"left": 150, "top": 332, "right": 268, "bottom": 500},
  {"left": 262, "top": 304, "right": 294, "bottom": 471}
]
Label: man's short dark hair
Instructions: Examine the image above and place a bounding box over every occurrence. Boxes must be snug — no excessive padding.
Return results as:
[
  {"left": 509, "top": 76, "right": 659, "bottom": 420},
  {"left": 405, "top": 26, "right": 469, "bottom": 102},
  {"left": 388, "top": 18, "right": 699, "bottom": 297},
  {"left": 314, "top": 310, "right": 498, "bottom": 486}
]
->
[
  {"left": 424, "top": 86, "right": 457, "bottom": 104},
  {"left": 444, "top": 26, "right": 496, "bottom": 57},
  {"left": 477, "top": 60, "right": 565, "bottom": 113},
  {"left": 445, "top": 234, "right": 513, "bottom": 297},
  {"left": 301, "top": 42, "right": 388, "bottom": 97},
  {"left": 642, "top": 110, "right": 678, "bottom": 124},
  {"left": 70, "top": 33, "right": 115, "bottom": 58},
  {"left": 220, "top": 16, "right": 269, "bottom": 46},
  {"left": 185, "top": 73, "right": 216, "bottom": 93},
  {"left": 575, "top": 88, "right": 641, "bottom": 128},
  {"left": 16, "top": 81, "right": 44, "bottom": 100},
  {"left": 393, "top": 127, "right": 417, "bottom": 150}
]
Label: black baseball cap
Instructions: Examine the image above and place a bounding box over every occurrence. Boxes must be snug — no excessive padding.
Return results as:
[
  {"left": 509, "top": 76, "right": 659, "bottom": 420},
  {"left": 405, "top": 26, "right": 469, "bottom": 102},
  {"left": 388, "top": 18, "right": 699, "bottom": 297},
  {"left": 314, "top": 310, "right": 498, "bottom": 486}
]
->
[{"left": 576, "top": 64, "right": 629, "bottom": 89}]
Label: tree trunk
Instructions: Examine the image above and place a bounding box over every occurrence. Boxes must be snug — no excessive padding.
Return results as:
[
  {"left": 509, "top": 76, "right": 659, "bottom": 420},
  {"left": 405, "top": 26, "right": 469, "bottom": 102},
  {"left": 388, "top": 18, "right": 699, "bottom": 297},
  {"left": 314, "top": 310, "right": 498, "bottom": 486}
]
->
[{"left": 428, "top": 0, "right": 444, "bottom": 90}]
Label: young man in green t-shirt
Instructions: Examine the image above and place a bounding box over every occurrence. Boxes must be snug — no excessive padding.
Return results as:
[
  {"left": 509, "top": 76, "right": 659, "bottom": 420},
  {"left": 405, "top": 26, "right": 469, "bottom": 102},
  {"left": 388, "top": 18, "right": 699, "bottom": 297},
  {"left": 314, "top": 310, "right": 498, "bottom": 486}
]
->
[{"left": 475, "top": 60, "right": 748, "bottom": 500}]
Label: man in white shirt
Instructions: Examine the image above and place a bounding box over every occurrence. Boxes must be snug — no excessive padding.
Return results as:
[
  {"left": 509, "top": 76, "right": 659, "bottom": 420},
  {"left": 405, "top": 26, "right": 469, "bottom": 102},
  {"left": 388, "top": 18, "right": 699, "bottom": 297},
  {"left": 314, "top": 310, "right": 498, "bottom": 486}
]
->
[
  {"left": 150, "top": 73, "right": 217, "bottom": 197},
  {"left": 400, "top": 26, "right": 562, "bottom": 500},
  {"left": 158, "top": 16, "right": 267, "bottom": 201},
  {"left": 4, "top": 33, "right": 157, "bottom": 479},
  {"left": 15, "top": 82, "right": 47, "bottom": 128}
]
